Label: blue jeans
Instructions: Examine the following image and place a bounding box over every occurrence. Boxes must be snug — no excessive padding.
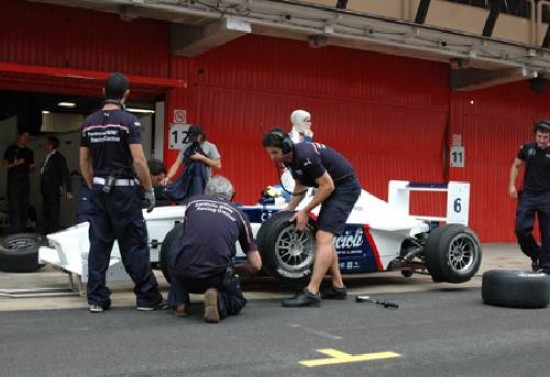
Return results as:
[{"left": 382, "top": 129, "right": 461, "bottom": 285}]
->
[{"left": 515, "top": 189, "right": 550, "bottom": 271}]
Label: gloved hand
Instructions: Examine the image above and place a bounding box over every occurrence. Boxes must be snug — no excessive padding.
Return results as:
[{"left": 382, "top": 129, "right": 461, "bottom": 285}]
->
[{"left": 144, "top": 189, "right": 155, "bottom": 213}]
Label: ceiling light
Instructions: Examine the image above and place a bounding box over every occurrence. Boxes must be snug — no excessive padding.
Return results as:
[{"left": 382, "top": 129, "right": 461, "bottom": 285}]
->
[
  {"left": 42, "top": 110, "right": 50, "bottom": 114},
  {"left": 57, "top": 102, "right": 76, "bottom": 108},
  {"left": 126, "top": 108, "right": 155, "bottom": 114}
]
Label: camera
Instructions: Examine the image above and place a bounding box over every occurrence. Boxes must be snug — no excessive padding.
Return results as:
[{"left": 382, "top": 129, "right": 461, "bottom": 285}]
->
[{"left": 102, "top": 175, "right": 116, "bottom": 194}]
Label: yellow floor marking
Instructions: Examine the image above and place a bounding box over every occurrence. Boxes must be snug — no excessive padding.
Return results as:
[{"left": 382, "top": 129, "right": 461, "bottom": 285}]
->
[{"left": 300, "top": 348, "right": 400, "bottom": 367}]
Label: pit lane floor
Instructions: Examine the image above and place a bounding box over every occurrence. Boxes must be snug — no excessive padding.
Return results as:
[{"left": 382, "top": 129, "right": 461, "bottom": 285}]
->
[{"left": 0, "top": 243, "right": 532, "bottom": 311}]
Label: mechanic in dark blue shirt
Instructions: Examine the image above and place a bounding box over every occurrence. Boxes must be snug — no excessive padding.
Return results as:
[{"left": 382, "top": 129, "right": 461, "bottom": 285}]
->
[
  {"left": 509, "top": 120, "right": 550, "bottom": 273},
  {"left": 79, "top": 72, "right": 165, "bottom": 313},
  {"left": 165, "top": 175, "right": 262, "bottom": 323},
  {"left": 2, "top": 131, "right": 35, "bottom": 233},
  {"left": 263, "top": 128, "right": 361, "bottom": 307}
]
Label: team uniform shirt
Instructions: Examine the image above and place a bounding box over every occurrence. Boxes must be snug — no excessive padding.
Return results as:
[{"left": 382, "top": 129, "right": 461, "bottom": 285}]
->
[
  {"left": 173, "top": 194, "right": 256, "bottom": 278},
  {"left": 517, "top": 142, "right": 550, "bottom": 191},
  {"left": 286, "top": 142, "right": 356, "bottom": 187},
  {"left": 80, "top": 109, "right": 140, "bottom": 179},
  {"left": 3, "top": 145, "right": 34, "bottom": 181}
]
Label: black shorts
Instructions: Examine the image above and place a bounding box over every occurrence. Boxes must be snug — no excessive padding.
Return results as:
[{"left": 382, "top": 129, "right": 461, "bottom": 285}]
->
[{"left": 317, "top": 177, "right": 361, "bottom": 235}]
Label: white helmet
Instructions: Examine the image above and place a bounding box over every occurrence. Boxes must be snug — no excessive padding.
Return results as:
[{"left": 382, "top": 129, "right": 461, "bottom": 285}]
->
[{"left": 290, "top": 109, "right": 311, "bottom": 133}]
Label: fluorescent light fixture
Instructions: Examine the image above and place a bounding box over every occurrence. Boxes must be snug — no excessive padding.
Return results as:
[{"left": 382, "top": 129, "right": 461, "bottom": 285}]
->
[
  {"left": 126, "top": 108, "right": 155, "bottom": 114},
  {"left": 57, "top": 101, "right": 76, "bottom": 108},
  {"left": 42, "top": 110, "right": 50, "bottom": 114}
]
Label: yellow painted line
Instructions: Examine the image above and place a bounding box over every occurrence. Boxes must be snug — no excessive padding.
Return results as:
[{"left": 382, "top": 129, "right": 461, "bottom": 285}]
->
[{"left": 300, "top": 348, "right": 400, "bottom": 367}]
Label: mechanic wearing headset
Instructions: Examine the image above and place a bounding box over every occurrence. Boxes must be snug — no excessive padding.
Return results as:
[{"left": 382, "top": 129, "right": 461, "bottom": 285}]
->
[
  {"left": 80, "top": 72, "right": 166, "bottom": 313},
  {"left": 263, "top": 128, "right": 361, "bottom": 307},
  {"left": 509, "top": 120, "right": 550, "bottom": 274},
  {"left": 164, "top": 176, "right": 262, "bottom": 323}
]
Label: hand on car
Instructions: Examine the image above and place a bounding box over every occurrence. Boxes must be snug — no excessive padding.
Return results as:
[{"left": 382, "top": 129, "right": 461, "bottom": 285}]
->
[{"left": 290, "top": 210, "right": 309, "bottom": 232}]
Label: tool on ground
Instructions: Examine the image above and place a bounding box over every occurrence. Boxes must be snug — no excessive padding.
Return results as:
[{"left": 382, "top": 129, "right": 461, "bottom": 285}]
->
[{"left": 355, "top": 295, "right": 399, "bottom": 309}]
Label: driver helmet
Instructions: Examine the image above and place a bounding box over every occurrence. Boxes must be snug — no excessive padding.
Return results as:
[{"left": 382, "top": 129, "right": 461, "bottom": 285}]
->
[{"left": 290, "top": 110, "right": 311, "bottom": 134}]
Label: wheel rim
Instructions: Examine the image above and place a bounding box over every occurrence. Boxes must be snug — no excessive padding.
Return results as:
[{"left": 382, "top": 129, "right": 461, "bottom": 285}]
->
[
  {"left": 3, "top": 236, "right": 41, "bottom": 252},
  {"left": 447, "top": 233, "right": 477, "bottom": 273},
  {"left": 274, "top": 225, "right": 315, "bottom": 272}
]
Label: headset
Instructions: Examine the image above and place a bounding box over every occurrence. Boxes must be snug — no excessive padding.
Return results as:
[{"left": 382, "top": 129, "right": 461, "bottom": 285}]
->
[
  {"left": 534, "top": 120, "right": 550, "bottom": 133},
  {"left": 267, "top": 129, "right": 294, "bottom": 154}
]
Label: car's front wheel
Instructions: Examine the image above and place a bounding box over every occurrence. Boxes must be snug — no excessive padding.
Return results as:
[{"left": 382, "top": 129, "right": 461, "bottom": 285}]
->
[
  {"left": 256, "top": 211, "right": 316, "bottom": 286},
  {"left": 425, "top": 224, "right": 482, "bottom": 283}
]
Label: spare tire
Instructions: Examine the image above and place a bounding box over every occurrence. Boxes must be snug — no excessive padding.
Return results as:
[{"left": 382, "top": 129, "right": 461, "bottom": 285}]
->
[
  {"left": 425, "top": 224, "right": 482, "bottom": 283},
  {"left": 256, "top": 211, "right": 316, "bottom": 286},
  {"left": 159, "top": 223, "right": 184, "bottom": 283},
  {"left": 0, "top": 233, "right": 47, "bottom": 273},
  {"left": 482, "top": 269, "right": 550, "bottom": 309}
]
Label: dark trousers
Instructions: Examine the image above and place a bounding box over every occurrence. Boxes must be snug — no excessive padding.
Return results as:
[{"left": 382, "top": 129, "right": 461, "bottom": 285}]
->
[
  {"left": 42, "top": 192, "right": 60, "bottom": 233},
  {"left": 515, "top": 189, "right": 550, "bottom": 270},
  {"left": 87, "top": 185, "right": 162, "bottom": 308},
  {"left": 167, "top": 263, "right": 247, "bottom": 319},
  {"left": 7, "top": 178, "right": 30, "bottom": 233}
]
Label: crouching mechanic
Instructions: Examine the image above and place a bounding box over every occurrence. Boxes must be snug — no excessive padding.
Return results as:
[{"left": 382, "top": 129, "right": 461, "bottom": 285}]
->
[
  {"left": 165, "top": 175, "right": 262, "bottom": 323},
  {"left": 263, "top": 128, "right": 361, "bottom": 307}
]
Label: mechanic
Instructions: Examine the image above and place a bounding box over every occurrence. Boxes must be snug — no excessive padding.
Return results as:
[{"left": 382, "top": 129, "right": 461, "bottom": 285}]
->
[
  {"left": 80, "top": 72, "right": 166, "bottom": 313},
  {"left": 148, "top": 158, "right": 170, "bottom": 204},
  {"left": 2, "top": 131, "right": 36, "bottom": 233},
  {"left": 262, "top": 128, "right": 361, "bottom": 307},
  {"left": 164, "top": 175, "right": 262, "bottom": 323},
  {"left": 281, "top": 109, "right": 314, "bottom": 196},
  {"left": 164, "top": 124, "right": 221, "bottom": 203},
  {"left": 509, "top": 120, "right": 550, "bottom": 274}
]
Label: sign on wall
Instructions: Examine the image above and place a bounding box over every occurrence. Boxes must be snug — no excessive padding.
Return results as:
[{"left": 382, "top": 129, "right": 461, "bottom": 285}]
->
[
  {"left": 450, "top": 133, "right": 464, "bottom": 168},
  {"left": 168, "top": 123, "right": 192, "bottom": 150},
  {"left": 173, "top": 109, "right": 187, "bottom": 124}
]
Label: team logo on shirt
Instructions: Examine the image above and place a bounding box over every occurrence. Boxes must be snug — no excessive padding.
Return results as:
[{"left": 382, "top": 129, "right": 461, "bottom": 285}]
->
[{"left": 303, "top": 158, "right": 312, "bottom": 166}]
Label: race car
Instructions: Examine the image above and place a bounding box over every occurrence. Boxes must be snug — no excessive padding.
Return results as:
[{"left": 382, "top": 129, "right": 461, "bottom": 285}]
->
[{"left": 37, "top": 180, "right": 481, "bottom": 288}]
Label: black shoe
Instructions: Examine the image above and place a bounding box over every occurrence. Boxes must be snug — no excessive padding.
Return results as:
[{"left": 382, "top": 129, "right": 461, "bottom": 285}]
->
[
  {"left": 136, "top": 300, "right": 169, "bottom": 311},
  {"left": 89, "top": 303, "right": 110, "bottom": 313},
  {"left": 531, "top": 258, "right": 539, "bottom": 272},
  {"left": 320, "top": 286, "right": 347, "bottom": 300},
  {"left": 282, "top": 288, "right": 321, "bottom": 308}
]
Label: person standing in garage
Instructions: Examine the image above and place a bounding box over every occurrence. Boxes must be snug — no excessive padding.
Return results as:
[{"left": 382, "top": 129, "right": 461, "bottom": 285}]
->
[
  {"left": 80, "top": 72, "right": 166, "bottom": 313},
  {"left": 164, "top": 175, "right": 261, "bottom": 323},
  {"left": 509, "top": 120, "right": 550, "bottom": 274},
  {"left": 263, "top": 128, "right": 361, "bottom": 307},
  {"left": 2, "top": 131, "right": 35, "bottom": 233},
  {"left": 40, "top": 135, "right": 73, "bottom": 233}
]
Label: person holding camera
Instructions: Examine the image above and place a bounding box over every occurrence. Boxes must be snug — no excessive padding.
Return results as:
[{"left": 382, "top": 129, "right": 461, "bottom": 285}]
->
[
  {"left": 79, "top": 72, "right": 165, "bottom": 313},
  {"left": 509, "top": 120, "right": 550, "bottom": 274}
]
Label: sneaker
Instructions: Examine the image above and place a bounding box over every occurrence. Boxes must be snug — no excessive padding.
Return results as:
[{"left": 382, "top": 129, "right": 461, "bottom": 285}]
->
[
  {"left": 136, "top": 300, "right": 169, "bottom": 311},
  {"left": 320, "top": 286, "right": 347, "bottom": 300},
  {"left": 203, "top": 288, "right": 220, "bottom": 323},
  {"left": 89, "top": 304, "right": 105, "bottom": 313},
  {"left": 282, "top": 288, "right": 321, "bottom": 308},
  {"left": 175, "top": 303, "right": 191, "bottom": 317}
]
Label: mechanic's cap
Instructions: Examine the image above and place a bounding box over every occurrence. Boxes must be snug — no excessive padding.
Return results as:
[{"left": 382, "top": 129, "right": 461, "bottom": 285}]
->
[{"left": 188, "top": 124, "right": 204, "bottom": 136}]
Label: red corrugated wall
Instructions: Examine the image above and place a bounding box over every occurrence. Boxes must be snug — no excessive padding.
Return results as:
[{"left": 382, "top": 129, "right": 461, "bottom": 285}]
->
[
  {"left": 167, "top": 36, "right": 450, "bottom": 219},
  {"left": 449, "top": 82, "right": 550, "bottom": 242},
  {"left": 5, "top": 0, "right": 550, "bottom": 242}
]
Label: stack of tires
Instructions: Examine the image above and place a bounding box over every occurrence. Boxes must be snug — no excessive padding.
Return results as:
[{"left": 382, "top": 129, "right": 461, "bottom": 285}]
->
[{"left": 0, "top": 233, "right": 47, "bottom": 273}]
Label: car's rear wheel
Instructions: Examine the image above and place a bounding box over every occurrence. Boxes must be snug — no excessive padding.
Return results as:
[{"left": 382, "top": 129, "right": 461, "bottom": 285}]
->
[
  {"left": 256, "top": 211, "right": 316, "bottom": 286},
  {"left": 425, "top": 224, "right": 482, "bottom": 283}
]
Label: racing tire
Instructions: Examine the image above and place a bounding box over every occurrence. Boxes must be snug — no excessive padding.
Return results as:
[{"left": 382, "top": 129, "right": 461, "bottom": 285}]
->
[
  {"left": 256, "top": 211, "right": 316, "bottom": 286},
  {"left": 425, "top": 224, "right": 482, "bottom": 283},
  {"left": 159, "top": 222, "right": 184, "bottom": 284},
  {"left": 0, "top": 232, "right": 47, "bottom": 273},
  {"left": 482, "top": 269, "right": 550, "bottom": 308}
]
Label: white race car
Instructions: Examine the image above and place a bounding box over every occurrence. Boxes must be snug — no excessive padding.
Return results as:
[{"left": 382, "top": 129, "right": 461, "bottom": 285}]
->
[{"left": 36, "top": 180, "right": 482, "bottom": 288}]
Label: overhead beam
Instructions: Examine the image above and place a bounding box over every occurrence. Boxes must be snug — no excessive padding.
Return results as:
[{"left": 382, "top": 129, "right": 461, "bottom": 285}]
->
[
  {"left": 171, "top": 17, "right": 251, "bottom": 57},
  {"left": 482, "top": 0, "right": 504, "bottom": 37},
  {"left": 451, "top": 67, "right": 538, "bottom": 91}
]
